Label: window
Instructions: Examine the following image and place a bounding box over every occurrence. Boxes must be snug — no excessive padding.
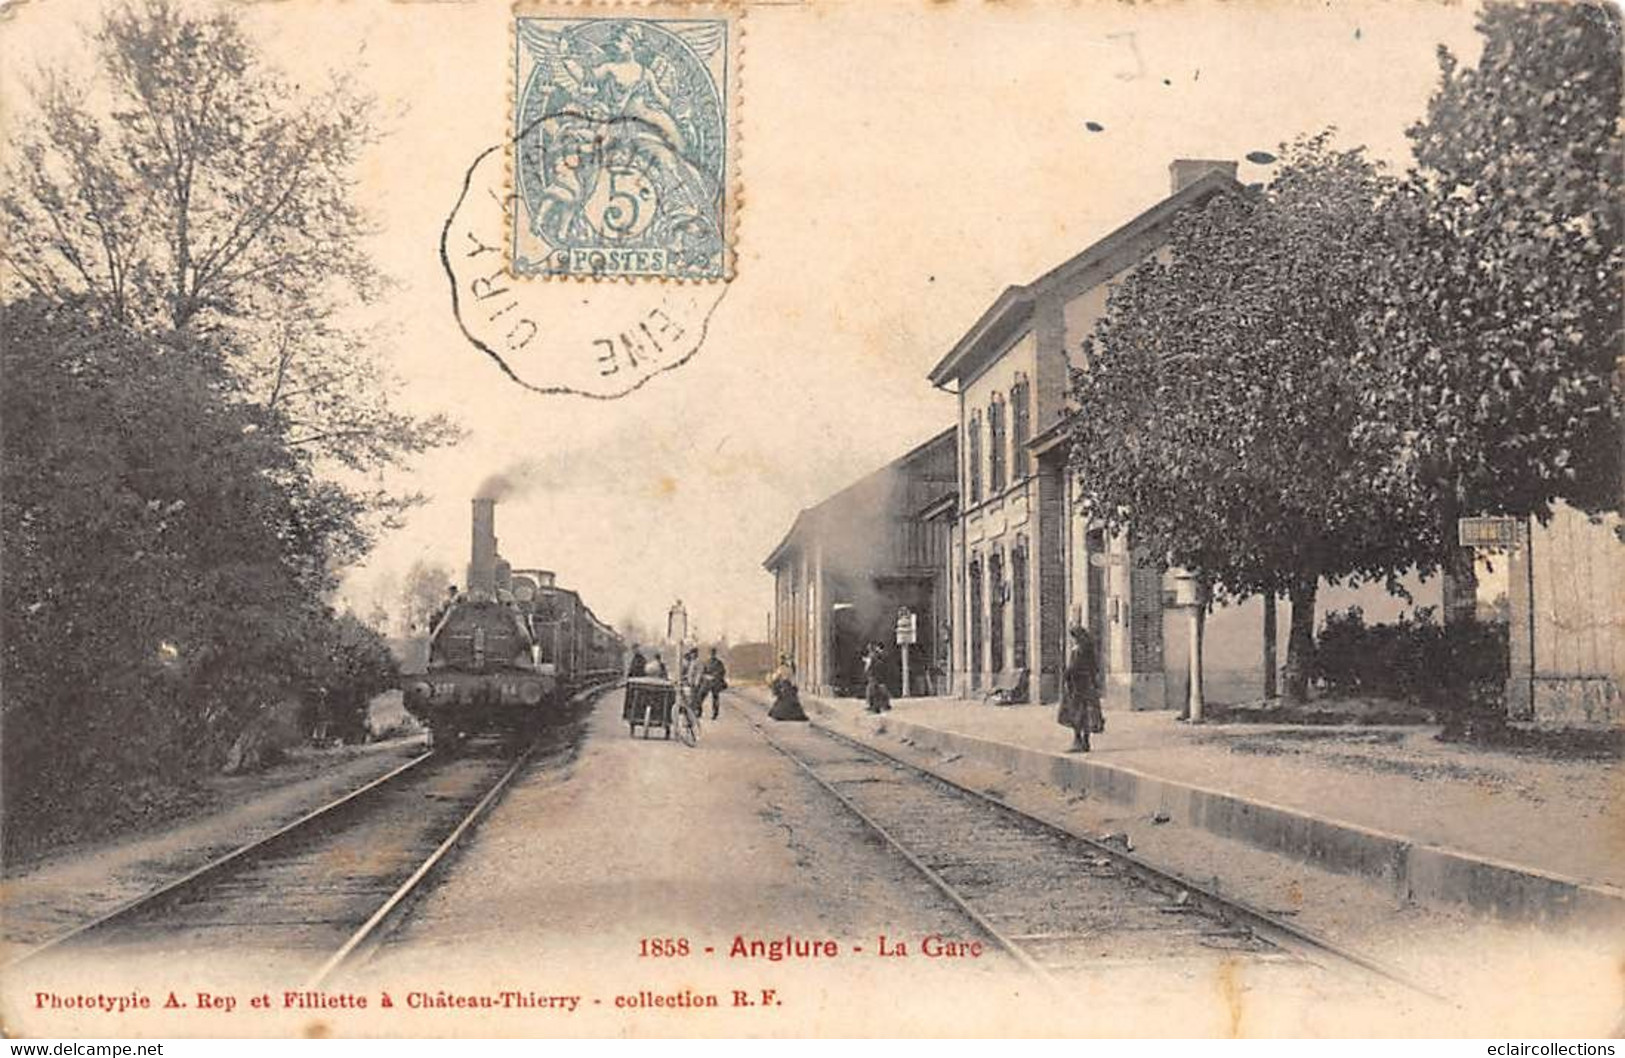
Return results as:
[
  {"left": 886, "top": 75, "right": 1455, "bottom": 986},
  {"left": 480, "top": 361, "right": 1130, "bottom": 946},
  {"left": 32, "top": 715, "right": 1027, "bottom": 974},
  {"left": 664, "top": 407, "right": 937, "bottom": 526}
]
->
[
  {"left": 967, "top": 412, "right": 983, "bottom": 505},
  {"left": 1011, "top": 541, "right": 1029, "bottom": 670},
  {"left": 1011, "top": 376, "right": 1031, "bottom": 480},
  {"left": 988, "top": 394, "right": 1007, "bottom": 494},
  {"left": 988, "top": 551, "right": 1005, "bottom": 674},
  {"left": 968, "top": 558, "right": 984, "bottom": 677}
]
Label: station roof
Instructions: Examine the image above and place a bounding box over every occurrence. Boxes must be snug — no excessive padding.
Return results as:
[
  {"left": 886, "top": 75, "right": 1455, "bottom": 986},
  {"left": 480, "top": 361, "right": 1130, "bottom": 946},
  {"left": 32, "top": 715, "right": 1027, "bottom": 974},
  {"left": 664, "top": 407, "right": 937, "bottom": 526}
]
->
[
  {"left": 764, "top": 426, "right": 956, "bottom": 571},
  {"left": 925, "top": 169, "right": 1242, "bottom": 390}
]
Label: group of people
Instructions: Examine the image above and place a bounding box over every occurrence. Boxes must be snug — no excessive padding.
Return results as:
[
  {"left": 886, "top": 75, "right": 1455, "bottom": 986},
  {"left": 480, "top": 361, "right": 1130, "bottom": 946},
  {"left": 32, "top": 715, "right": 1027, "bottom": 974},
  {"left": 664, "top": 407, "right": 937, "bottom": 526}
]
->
[
  {"left": 625, "top": 643, "right": 728, "bottom": 721},
  {"left": 625, "top": 643, "right": 666, "bottom": 679},
  {"left": 616, "top": 625, "right": 1103, "bottom": 749}
]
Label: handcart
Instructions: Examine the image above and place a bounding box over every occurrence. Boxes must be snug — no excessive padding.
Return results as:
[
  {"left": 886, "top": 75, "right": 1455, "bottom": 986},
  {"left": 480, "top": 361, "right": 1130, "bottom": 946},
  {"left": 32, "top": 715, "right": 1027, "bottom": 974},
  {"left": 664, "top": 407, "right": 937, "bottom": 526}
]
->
[
  {"left": 623, "top": 676, "right": 699, "bottom": 745},
  {"left": 623, "top": 677, "right": 677, "bottom": 739}
]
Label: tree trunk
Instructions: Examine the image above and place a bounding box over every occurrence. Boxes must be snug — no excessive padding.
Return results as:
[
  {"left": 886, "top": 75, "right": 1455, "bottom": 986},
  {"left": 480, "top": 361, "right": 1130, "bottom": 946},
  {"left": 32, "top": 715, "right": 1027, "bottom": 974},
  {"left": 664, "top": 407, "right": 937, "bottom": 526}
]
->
[
  {"left": 1439, "top": 493, "right": 1478, "bottom": 626},
  {"left": 1281, "top": 580, "right": 1318, "bottom": 704},
  {"left": 1262, "top": 589, "right": 1278, "bottom": 700},
  {"left": 1440, "top": 547, "right": 1479, "bottom": 626}
]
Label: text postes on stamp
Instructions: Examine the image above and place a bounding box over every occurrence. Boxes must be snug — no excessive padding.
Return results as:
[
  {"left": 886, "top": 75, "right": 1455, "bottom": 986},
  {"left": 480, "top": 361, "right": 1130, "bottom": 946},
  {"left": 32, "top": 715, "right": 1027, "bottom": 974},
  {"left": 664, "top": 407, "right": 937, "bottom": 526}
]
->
[{"left": 511, "top": 8, "right": 739, "bottom": 282}]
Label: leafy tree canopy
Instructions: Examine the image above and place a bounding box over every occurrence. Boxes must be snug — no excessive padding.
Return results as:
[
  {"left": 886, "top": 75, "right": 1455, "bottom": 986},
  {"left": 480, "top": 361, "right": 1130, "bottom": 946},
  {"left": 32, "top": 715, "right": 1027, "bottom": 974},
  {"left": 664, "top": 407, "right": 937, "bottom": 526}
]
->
[
  {"left": 1362, "top": 1, "right": 1623, "bottom": 526},
  {"left": 1069, "top": 138, "right": 1443, "bottom": 699},
  {"left": 1071, "top": 138, "right": 1432, "bottom": 604},
  {"left": 0, "top": 297, "right": 370, "bottom": 849},
  {"left": 1, "top": 0, "right": 460, "bottom": 494}
]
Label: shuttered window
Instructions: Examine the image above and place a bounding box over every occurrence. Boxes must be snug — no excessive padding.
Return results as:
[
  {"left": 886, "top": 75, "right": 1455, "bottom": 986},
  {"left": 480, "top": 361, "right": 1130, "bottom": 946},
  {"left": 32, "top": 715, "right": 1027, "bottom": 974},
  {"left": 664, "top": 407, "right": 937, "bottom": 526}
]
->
[
  {"left": 1012, "top": 542, "right": 1029, "bottom": 670},
  {"left": 1011, "top": 377, "right": 1031, "bottom": 479},
  {"left": 967, "top": 413, "right": 983, "bottom": 505},
  {"left": 988, "top": 551, "right": 1005, "bottom": 674},
  {"left": 968, "top": 558, "right": 984, "bottom": 678},
  {"left": 989, "top": 394, "right": 1007, "bottom": 494}
]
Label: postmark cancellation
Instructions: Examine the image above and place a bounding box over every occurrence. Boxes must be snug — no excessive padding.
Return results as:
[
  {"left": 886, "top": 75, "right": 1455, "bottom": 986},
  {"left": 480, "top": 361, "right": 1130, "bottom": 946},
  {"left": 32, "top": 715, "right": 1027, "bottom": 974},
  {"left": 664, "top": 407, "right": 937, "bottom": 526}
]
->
[{"left": 510, "top": 5, "right": 740, "bottom": 282}]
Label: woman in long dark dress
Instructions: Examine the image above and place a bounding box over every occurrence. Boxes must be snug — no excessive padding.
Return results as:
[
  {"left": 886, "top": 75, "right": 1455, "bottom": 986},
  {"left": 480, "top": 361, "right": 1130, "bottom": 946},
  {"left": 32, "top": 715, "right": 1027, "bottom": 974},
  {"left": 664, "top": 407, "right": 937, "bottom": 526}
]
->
[
  {"left": 1058, "top": 626, "right": 1103, "bottom": 752},
  {"left": 768, "top": 655, "right": 808, "bottom": 721},
  {"left": 862, "top": 642, "right": 892, "bottom": 714}
]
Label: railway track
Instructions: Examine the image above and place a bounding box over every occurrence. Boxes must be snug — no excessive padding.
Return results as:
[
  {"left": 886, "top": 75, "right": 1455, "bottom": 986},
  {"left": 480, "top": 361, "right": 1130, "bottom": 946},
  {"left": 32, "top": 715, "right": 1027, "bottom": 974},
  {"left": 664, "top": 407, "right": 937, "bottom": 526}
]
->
[
  {"left": 738, "top": 698, "right": 1445, "bottom": 1005},
  {"left": 11, "top": 686, "right": 611, "bottom": 987}
]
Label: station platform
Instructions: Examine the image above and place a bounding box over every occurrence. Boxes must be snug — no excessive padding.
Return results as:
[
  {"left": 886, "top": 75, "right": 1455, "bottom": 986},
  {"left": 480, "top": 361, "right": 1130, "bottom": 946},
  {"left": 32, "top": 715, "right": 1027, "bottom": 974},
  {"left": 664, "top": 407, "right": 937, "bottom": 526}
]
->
[{"left": 737, "top": 686, "right": 1623, "bottom": 926}]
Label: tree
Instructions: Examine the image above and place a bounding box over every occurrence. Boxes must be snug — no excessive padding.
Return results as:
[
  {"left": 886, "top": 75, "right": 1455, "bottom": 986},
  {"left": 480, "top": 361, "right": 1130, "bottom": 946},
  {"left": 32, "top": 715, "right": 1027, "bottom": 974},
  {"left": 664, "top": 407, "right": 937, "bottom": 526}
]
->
[
  {"left": 399, "top": 559, "right": 457, "bottom": 635},
  {"left": 1361, "top": 1, "right": 1623, "bottom": 609},
  {"left": 296, "top": 613, "right": 400, "bottom": 744},
  {"left": 0, "top": 0, "right": 459, "bottom": 494},
  {"left": 0, "top": 297, "right": 366, "bottom": 851},
  {"left": 1069, "top": 139, "right": 1432, "bottom": 701}
]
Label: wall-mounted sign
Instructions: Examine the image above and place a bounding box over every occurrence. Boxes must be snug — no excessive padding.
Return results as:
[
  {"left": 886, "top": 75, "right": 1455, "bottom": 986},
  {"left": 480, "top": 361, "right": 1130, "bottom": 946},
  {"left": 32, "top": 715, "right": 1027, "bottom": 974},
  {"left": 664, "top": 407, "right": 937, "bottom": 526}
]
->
[{"left": 1458, "top": 516, "right": 1520, "bottom": 548}]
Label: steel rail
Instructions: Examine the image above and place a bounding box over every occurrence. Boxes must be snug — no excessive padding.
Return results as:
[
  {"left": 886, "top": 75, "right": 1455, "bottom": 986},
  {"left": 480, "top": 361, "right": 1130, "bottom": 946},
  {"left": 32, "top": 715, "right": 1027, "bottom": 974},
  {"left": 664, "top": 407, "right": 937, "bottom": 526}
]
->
[
  {"left": 739, "top": 710, "right": 1065, "bottom": 994},
  {"left": 11, "top": 681, "right": 621, "bottom": 975},
  {"left": 7, "top": 744, "right": 436, "bottom": 969},
  {"left": 816, "top": 722, "right": 1448, "bottom": 1001},
  {"left": 303, "top": 740, "right": 537, "bottom": 987},
  {"left": 309, "top": 679, "right": 623, "bottom": 984},
  {"left": 736, "top": 694, "right": 1449, "bottom": 1005}
]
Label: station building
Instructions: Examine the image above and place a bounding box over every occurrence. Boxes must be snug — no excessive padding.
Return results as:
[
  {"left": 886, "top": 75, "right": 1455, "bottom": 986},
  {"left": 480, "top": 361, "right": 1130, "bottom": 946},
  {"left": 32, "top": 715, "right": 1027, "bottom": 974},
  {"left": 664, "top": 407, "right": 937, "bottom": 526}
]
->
[
  {"left": 927, "top": 159, "right": 1441, "bottom": 710},
  {"left": 926, "top": 160, "right": 1244, "bottom": 707},
  {"left": 764, "top": 428, "right": 957, "bottom": 698},
  {"left": 771, "top": 156, "right": 1605, "bottom": 721}
]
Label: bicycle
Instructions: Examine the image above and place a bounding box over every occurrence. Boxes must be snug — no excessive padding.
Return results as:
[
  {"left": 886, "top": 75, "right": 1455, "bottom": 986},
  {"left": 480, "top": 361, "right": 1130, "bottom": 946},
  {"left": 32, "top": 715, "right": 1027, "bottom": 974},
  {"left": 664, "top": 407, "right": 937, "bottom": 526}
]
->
[{"left": 674, "top": 690, "right": 701, "bottom": 747}]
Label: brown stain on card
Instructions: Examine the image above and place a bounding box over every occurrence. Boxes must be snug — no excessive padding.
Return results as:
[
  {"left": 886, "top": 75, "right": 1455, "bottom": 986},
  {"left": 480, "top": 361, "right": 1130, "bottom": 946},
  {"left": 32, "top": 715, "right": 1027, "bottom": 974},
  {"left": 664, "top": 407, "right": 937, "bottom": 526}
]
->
[{"left": 1216, "top": 957, "right": 1245, "bottom": 1037}]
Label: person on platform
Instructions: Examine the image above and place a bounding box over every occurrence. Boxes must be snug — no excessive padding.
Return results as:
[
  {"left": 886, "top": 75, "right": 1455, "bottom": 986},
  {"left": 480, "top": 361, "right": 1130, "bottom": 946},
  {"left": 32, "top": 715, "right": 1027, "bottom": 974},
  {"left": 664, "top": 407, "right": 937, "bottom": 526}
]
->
[
  {"left": 682, "top": 646, "right": 704, "bottom": 714},
  {"left": 699, "top": 647, "right": 728, "bottom": 720},
  {"left": 862, "top": 642, "right": 892, "bottom": 714},
  {"left": 1058, "top": 626, "right": 1104, "bottom": 752},
  {"left": 622, "top": 643, "right": 646, "bottom": 729},
  {"left": 768, "top": 654, "right": 808, "bottom": 722},
  {"left": 644, "top": 651, "right": 668, "bottom": 678}
]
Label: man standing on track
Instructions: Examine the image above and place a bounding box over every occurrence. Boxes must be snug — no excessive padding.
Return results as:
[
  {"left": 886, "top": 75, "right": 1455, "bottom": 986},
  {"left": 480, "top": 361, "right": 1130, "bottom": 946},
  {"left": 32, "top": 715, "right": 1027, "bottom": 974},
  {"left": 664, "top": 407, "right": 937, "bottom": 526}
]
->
[{"left": 698, "top": 646, "right": 728, "bottom": 720}]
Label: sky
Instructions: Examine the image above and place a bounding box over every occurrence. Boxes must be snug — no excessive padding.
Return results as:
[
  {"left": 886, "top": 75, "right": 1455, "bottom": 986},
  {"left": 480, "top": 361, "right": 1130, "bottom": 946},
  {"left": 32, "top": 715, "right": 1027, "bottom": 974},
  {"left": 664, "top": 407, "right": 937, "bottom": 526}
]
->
[{"left": 1, "top": 0, "right": 1488, "bottom": 642}]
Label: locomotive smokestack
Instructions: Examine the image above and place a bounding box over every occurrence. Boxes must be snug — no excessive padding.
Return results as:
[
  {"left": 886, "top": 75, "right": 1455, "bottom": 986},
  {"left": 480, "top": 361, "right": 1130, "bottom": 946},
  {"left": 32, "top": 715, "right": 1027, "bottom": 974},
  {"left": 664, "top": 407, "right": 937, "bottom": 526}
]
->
[{"left": 469, "top": 498, "right": 498, "bottom": 598}]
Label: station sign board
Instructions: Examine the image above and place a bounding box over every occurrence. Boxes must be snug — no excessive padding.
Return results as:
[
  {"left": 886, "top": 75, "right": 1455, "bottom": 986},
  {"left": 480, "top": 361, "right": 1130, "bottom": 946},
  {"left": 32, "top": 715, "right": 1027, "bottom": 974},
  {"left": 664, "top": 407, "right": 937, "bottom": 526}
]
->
[
  {"left": 1458, "top": 516, "right": 1520, "bottom": 548},
  {"left": 895, "top": 609, "right": 918, "bottom": 645}
]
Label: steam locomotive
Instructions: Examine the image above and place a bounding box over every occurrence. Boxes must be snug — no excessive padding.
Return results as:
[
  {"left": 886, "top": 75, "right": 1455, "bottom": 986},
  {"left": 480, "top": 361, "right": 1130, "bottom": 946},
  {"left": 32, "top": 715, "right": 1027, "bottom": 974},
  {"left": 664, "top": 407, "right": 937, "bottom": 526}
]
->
[{"left": 402, "top": 498, "right": 625, "bottom": 746}]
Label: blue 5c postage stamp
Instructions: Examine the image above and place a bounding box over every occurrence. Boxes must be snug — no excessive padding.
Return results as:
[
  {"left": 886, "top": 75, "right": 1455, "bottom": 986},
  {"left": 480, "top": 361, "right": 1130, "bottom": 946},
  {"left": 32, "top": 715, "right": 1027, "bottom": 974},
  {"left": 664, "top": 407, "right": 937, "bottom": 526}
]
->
[{"left": 510, "top": 6, "right": 740, "bottom": 281}]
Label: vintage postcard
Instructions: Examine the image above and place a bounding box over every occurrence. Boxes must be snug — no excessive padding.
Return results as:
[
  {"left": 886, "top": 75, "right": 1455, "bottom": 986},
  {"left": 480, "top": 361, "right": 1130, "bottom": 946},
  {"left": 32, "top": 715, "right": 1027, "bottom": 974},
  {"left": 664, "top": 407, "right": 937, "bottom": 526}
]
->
[{"left": 1, "top": 0, "right": 1621, "bottom": 1041}]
